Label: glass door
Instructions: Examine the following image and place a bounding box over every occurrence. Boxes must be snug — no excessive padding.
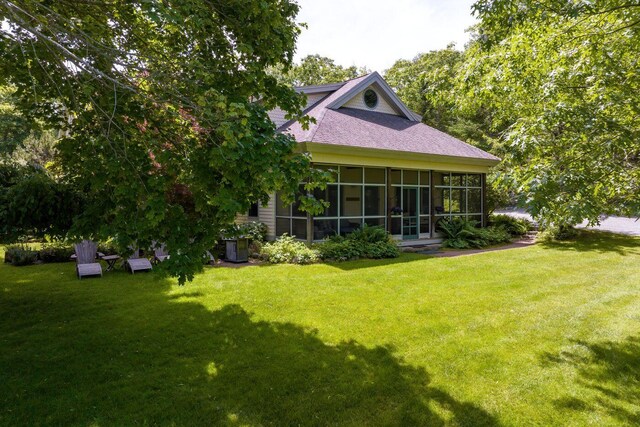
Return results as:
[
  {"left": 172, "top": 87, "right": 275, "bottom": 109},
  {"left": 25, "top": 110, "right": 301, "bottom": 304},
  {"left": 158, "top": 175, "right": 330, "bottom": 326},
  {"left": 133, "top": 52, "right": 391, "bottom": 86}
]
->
[{"left": 402, "top": 187, "right": 418, "bottom": 239}]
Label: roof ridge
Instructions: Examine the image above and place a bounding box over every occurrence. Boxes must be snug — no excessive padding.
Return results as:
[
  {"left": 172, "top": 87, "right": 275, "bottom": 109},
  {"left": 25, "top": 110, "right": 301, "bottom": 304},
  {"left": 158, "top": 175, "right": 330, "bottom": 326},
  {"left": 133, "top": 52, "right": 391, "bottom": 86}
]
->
[
  {"left": 279, "top": 74, "right": 371, "bottom": 138},
  {"left": 293, "top": 72, "right": 373, "bottom": 90}
]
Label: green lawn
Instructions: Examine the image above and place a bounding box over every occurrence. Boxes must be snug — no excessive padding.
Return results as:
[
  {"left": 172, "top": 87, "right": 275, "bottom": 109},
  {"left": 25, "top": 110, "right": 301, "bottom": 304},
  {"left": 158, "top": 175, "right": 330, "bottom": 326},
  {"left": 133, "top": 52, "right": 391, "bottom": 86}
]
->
[{"left": 1, "top": 232, "right": 639, "bottom": 426}]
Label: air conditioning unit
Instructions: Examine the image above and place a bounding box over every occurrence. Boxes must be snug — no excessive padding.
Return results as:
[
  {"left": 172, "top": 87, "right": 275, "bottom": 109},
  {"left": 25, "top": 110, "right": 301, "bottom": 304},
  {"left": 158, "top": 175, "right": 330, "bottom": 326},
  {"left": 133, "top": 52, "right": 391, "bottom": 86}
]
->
[{"left": 224, "top": 237, "right": 249, "bottom": 263}]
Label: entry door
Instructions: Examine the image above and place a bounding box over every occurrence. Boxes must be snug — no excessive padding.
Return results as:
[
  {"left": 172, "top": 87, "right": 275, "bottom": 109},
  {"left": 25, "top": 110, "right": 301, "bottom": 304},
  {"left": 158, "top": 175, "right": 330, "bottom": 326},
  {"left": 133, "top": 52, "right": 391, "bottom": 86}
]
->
[{"left": 402, "top": 187, "right": 418, "bottom": 239}]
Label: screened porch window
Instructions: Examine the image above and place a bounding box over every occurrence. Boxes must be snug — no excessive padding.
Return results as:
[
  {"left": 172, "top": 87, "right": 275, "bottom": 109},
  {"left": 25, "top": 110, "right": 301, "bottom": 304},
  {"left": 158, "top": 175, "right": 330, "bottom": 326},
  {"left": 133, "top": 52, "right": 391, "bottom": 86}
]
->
[
  {"left": 275, "top": 184, "right": 308, "bottom": 240},
  {"left": 389, "top": 169, "right": 430, "bottom": 236},
  {"left": 433, "top": 172, "right": 483, "bottom": 229},
  {"left": 312, "top": 165, "right": 387, "bottom": 240}
]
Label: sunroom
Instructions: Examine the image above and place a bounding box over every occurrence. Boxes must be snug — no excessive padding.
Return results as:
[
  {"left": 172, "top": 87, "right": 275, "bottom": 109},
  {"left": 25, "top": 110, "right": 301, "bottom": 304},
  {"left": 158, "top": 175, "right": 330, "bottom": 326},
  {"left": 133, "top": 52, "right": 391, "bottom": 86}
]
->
[
  {"left": 274, "top": 164, "right": 486, "bottom": 244},
  {"left": 256, "top": 71, "right": 500, "bottom": 243}
]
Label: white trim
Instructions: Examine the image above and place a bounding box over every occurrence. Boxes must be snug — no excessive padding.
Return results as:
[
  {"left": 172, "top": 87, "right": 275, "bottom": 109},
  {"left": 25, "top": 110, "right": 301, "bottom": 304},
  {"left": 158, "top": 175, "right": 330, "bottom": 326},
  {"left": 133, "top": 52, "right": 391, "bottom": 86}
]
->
[
  {"left": 326, "top": 72, "right": 421, "bottom": 122},
  {"left": 295, "top": 83, "right": 345, "bottom": 94},
  {"left": 303, "top": 142, "right": 501, "bottom": 168}
]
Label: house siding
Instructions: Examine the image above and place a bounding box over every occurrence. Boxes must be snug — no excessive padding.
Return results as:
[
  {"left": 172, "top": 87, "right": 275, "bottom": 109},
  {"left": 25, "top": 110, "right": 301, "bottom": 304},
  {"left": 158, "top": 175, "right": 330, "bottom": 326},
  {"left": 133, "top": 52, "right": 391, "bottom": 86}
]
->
[
  {"left": 304, "top": 92, "right": 328, "bottom": 108},
  {"left": 267, "top": 107, "right": 288, "bottom": 128},
  {"left": 235, "top": 213, "right": 249, "bottom": 224},
  {"left": 258, "top": 194, "right": 277, "bottom": 240},
  {"left": 342, "top": 85, "right": 399, "bottom": 115}
]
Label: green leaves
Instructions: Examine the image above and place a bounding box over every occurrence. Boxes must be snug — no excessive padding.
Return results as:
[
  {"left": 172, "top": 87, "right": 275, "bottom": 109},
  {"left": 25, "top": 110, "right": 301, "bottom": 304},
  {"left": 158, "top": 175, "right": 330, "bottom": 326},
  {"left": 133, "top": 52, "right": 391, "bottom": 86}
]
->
[
  {"left": 0, "top": 0, "right": 316, "bottom": 283},
  {"left": 461, "top": 0, "right": 640, "bottom": 227},
  {"left": 270, "top": 54, "right": 370, "bottom": 87}
]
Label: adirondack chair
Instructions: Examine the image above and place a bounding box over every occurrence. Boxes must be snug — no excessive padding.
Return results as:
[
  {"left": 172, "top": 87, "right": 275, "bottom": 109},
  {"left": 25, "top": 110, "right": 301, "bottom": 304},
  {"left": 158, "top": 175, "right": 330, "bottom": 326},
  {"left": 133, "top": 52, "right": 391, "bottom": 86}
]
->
[
  {"left": 74, "top": 240, "right": 103, "bottom": 279},
  {"left": 152, "top": 242, "right": 169, "bottom": 264},
  {"left": 125, "top": 248, "right": 153, "bottom": 274}
]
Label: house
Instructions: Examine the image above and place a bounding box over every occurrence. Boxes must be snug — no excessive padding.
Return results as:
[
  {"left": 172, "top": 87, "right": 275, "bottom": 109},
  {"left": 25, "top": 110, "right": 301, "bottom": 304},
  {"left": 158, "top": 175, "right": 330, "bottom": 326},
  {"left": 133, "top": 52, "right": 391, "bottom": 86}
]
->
[{"left": 242, "top": 72, "right": 500, "bottom": 244}]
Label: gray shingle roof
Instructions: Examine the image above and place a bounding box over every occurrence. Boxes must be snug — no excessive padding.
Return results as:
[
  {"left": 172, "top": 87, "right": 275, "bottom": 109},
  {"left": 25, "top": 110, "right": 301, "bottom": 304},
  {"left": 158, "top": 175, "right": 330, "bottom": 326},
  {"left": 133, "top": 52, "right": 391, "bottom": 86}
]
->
[{"left": 278, "top": 73, "right": 500, "bottom": 163}]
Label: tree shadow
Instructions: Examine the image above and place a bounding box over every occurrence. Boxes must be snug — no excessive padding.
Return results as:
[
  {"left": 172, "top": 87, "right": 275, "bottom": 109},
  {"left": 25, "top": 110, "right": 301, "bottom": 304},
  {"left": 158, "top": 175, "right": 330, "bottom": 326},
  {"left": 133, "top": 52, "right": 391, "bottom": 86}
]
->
[
  {"left": 322, "top": 253, "right": 433, "bottom": 271},
  {"left": 0, "top": 271, "right": 499, "bottom": 426},
  {"left": 537, "top": 230, "right": 640, "bottom": 256},
  {"left": 540, "top": 337, "right": 640, "bottom": 424}
]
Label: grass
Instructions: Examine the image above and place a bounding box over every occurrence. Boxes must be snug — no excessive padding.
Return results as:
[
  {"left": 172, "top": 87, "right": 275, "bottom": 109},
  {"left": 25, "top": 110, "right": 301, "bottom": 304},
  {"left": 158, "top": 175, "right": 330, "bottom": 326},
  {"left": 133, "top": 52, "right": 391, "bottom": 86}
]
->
[{"left": 1, "top": 231, "right": 639, "bottom": 426}]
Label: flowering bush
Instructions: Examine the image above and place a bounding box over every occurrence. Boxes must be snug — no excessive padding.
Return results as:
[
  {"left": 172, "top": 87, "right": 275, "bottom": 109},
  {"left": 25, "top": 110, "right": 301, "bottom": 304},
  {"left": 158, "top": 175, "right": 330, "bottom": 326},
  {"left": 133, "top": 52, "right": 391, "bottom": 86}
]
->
[{"left": 260, "top": 234, "right": 319, "bottom": 264}]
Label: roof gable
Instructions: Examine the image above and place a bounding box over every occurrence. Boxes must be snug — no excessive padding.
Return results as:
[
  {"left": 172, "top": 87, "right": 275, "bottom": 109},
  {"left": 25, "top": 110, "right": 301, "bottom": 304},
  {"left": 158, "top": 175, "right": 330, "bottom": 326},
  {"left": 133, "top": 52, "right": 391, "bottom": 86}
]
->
[
  {"left": 275, "top": 73, "right": 500, "bottom": 165},
  {"left": 325, "top": 72, "right": 421, "bottom": 122}
]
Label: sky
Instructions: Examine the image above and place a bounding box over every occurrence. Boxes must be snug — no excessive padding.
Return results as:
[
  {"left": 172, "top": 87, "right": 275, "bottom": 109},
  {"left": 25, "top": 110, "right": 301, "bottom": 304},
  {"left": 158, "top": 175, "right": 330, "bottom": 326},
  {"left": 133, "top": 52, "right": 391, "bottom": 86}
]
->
[{"left": 293, "top": 0, "right": 477, "bottom": 72}]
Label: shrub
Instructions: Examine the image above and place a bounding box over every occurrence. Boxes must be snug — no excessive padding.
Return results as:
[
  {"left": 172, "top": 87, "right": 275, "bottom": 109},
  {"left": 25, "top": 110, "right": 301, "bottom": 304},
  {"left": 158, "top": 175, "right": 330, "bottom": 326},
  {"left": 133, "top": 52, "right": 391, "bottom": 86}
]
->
[
  {"left": 439, "top": 218, "right": 512, "bottom": 249},
  {"left": 348, "top": 224, "right": 389, "bottom": 243},
  {"left": 315, "top": 225, "right": 400, "bottom": 261},
  {"left": 538, "top": 225, "right": 578, "bottom": 241},
  {"left": 5, "top": 244, "right": 38, "bottom": 266},
  {"left": 222, "top": 221, "right": 268, "bottom": 242},
  {"left": 474, "top": 226, "right": 512, "bottom": 246},
  {"left": 489, "top": 214, "right": 531, "bottom": 236},
  {"left": 260, "top": 234, "right": 319, "bottom": 264},
  {"left": 0, "top": 164, "right": 83, "bottom": 241},
  {"left": 97, "top": 241, "right": 119, "bottom": 256},
  {"left": 38, "top": 241, "right": 74, "bottom": 263},
  {"left": 242, "top": 221, "right": 268, "bottom": 243},
  {"left": 363, "top": 240, "right": 401, "bottom": 259},
  {"left": 315, "top": 239, "right": 363, "bottom": 261}
]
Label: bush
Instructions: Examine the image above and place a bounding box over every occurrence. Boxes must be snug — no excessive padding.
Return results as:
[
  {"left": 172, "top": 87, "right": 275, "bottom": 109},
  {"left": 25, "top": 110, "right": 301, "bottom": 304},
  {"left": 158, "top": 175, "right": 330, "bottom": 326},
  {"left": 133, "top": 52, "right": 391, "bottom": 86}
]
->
[
  {"left": 5, "top": 244, "right": 38, "bottom": 266},
  {"left": 260, "top": 234, "right": 319, "bottom": 264},
  {"left": 348, "top": 224, "right": 390, "bottom": 243},
  {"left": 97, "top": 240, "right": 119, "bottom": 256},
  {"left": 38, "top": 241, "right": 74, "bottom": 263},
  {"left": 538, "top": 225, "right": 578, "bottom": 241},
  {"left": 242, "top": 221, "right": 268, "bottom": 243},
  {"left": 363, "top": 240, "right": 401, "bottom": 259},
  {"left": 315, "top": 225, "right": 400, "bottom": 261},
  {"left": 474, "top": 226, "right": 512, "bottom": 246},
  {"left": 0, "top": 164, "right": 83, "bottom": 241},
  {"left": 489, "top": 214, "right": 531, "bottom": 236},
  {"left": 315, "top": 239, "right": 363, "bottom": 261},
  {"left": 222, "top": 221, "right": 268, "bottom": 243},
  {"left": 439, "top": 218, "right": 512, "bottom": 249}
]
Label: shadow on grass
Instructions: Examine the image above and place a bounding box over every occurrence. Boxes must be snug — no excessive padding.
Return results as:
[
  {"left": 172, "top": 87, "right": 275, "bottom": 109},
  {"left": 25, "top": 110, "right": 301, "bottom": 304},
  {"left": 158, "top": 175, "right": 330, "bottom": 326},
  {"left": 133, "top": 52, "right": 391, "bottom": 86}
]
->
[
  {"left": 537, "top": 230, "right": 640, "bottom": 256},
  {"left": 0, "top": 270, "right": 498, "bottom": 426},
  {"left": 540, "top": 337, "right": 640, "bottom": 424},
  {"left": 322, "top": 253, "right": 432, "bottom": 271}
]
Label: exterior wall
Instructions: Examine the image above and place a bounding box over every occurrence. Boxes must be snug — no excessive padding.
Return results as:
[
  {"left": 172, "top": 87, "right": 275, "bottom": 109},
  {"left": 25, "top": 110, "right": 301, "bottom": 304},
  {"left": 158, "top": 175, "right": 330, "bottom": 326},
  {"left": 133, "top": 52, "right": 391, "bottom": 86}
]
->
[
  {"left": 258, "top": 194, "right": 277, "bottom": 240},
  {"left": 271, "top": 163, "right": 487, "bottom": 243},
  {"left": 235, "top": 213, "right": 249, "bottom": 225},
  {"left": 342, "top": 85, "right": 399, "bottom": 115},
  {"left": 304, "top": 92, "right": 328, "bottom": 109},
  {"left": 267, "top": 107, "right": 288, "bottom": 128}
]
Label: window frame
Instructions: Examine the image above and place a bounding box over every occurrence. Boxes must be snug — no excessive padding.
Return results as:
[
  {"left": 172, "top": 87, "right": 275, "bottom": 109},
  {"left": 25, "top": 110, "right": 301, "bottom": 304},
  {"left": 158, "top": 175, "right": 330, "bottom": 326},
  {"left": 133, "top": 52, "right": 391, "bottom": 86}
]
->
[{"left": 433, "top": 172, "right": 483, "bottom": 227}]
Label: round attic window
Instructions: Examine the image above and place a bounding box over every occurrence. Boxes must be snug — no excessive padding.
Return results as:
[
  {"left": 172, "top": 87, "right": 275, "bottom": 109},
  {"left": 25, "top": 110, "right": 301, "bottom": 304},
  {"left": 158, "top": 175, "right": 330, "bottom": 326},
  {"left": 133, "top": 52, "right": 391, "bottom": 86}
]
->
[{"left": 363, "top": 89, "right": 378, "bottom": 109}]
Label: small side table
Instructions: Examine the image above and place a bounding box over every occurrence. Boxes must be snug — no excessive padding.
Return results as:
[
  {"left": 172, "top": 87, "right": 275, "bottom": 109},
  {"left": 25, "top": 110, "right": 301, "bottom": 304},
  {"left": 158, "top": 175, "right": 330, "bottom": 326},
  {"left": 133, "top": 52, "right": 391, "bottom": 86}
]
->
[{"left": 101, "top": 255, "right": 121, "bottom": 272}]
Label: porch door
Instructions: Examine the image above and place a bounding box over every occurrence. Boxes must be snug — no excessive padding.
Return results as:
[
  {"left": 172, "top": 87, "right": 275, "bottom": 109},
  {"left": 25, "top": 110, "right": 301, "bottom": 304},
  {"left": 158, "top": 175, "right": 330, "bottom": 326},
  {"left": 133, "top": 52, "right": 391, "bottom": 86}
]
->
[{"left": 402, "top": 187, "right": 418, "bottom": 239}]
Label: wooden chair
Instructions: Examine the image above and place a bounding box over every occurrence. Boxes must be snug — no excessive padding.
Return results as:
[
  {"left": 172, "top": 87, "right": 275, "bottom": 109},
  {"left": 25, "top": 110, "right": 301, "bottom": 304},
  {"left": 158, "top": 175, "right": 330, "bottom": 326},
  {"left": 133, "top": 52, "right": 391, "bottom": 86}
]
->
[
  {"left": 152, "top": 242, "right": 169, "bottom": 264},
  {"left": 125, "top": 248, "right": 153, "bottom": 274},
  {"left": 74, "top": 240, "right": 103, "bottom": 279}
]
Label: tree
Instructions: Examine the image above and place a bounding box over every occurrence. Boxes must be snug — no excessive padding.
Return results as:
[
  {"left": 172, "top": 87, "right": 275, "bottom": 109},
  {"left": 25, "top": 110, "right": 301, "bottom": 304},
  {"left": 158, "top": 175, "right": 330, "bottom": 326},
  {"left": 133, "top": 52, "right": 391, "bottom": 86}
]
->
[
  {"left": 385, "top": 45, "right": 503, "bottom": 154},
  {"left": 0, "top": 85, "right": 35, "bottom": 155},
  {"left": 462, "top": 0, "right": 640, "bottom": 228},
  {"left": 0, "top": 163, "right": 83, "bottom": 241},
  {"left": 273, "top": 54, "right": 369, "bottom": 86},
  {"left": 385, "top": 45, "right": 512, "bottom": 212},
  {"left": 0, "top": 0, "right": 326, "bottom": 283}
]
